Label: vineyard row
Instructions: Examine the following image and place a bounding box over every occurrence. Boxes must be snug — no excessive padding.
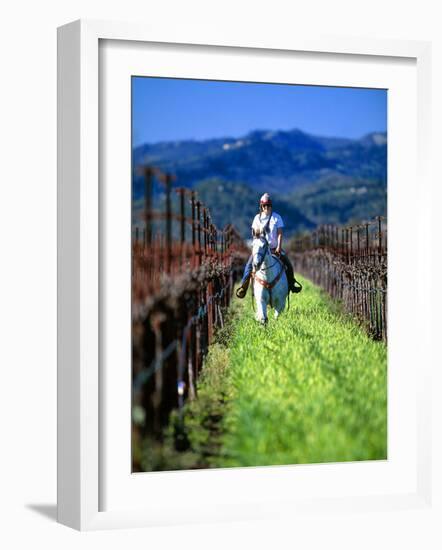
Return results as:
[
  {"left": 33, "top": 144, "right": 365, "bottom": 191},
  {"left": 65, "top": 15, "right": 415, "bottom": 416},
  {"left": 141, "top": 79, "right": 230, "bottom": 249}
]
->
[
  {"left": 289, "top": 217, "right": 387, "bottom": 340},
  {"left": 132, "top": 166, "right": 248, "bottom": 457}
]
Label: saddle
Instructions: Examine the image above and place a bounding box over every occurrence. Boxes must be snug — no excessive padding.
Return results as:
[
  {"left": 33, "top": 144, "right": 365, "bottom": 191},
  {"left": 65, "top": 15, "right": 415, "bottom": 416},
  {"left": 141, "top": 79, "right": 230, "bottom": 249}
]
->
[{"left": 269, "top": 251, "right": 303, "bottom": 294}]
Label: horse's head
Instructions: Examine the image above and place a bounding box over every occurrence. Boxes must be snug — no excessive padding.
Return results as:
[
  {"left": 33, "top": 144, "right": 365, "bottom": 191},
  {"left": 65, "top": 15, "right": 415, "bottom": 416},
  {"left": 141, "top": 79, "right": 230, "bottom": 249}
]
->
[{"left": 252, "top": 236, "right": 269, "bottom": 272}]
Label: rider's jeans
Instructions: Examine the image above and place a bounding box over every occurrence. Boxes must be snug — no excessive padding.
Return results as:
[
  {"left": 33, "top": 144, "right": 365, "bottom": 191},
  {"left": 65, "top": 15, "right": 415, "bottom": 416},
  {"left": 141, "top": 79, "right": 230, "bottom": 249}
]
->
[{"left": 241, "top": 255, "right": 253, "bottom": 285}]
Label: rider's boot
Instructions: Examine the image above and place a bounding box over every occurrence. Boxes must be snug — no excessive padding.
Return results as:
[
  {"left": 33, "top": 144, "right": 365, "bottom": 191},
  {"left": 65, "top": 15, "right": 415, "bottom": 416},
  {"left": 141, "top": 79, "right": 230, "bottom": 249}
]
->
[
  {"left": 236, "top": 276, "right": 250, "bottom": 299},
  {"left": 282, "top": 256, "right": 296, "bottom": 293}
]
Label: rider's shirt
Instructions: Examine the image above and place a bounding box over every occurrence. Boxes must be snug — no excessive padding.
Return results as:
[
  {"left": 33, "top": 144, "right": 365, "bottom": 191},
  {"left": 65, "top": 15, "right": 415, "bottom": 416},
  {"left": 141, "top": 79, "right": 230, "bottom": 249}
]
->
[{"left": 252, "top": 212, "right": 284, "bottom": 249}]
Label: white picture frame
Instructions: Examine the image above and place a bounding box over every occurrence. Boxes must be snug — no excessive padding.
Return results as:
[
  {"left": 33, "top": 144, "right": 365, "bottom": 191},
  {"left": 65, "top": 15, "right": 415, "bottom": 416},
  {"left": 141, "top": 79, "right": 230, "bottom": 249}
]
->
[{"left": 57, "top": 19, "right": 434, "bottom": 531}]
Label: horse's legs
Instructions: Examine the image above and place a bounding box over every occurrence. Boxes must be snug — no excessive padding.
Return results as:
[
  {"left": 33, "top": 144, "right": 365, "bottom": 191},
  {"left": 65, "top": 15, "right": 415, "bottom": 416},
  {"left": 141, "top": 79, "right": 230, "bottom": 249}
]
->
[
  {"left": 256, "top": 301, "right": 267, "bottom": 323},
  {"left": 273, "top": 282, "right": 288, "bottom": 319},
  {"left": 262, "top": 301, "right": 268, "bottom": 324},
  {"left": 273, "top": 302, "right": 284, "bottom": 319},
  {"left": 254, "top": 285, "right": 268, "bottom": 323}
]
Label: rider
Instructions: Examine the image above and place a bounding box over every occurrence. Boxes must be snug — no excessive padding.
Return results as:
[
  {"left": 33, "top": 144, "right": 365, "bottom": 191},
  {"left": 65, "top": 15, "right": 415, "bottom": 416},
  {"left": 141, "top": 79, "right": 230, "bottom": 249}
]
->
[{"left": 236, "top": 193, "right": 297, "bottom": 298}]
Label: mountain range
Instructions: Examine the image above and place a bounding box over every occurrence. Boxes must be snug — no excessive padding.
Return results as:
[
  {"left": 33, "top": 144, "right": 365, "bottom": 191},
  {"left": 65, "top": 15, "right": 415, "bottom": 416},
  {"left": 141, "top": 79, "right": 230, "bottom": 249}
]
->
[{"left": 132, "top": 128, "right": 387, "bottom": 238}]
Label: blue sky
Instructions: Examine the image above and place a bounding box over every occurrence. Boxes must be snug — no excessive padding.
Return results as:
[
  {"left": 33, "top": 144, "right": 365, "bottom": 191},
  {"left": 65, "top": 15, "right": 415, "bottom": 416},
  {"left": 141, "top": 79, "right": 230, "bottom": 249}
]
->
[{"left": 132, "top": 77, "right": 387, "bottom": 147}]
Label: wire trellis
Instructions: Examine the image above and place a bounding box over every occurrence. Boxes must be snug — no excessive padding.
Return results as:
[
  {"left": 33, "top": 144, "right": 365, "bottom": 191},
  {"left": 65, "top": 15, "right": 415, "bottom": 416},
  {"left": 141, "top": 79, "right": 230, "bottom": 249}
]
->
[{"left": 289, "top": 217, "right": 387, "bottom": 341}]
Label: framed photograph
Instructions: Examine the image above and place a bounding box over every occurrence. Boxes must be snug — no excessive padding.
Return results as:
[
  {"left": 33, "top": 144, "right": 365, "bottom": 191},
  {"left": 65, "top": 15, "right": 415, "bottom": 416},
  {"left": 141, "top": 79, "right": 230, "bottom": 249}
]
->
[{"left": 57, "top": 19, "right": 433, "bottom": 530}]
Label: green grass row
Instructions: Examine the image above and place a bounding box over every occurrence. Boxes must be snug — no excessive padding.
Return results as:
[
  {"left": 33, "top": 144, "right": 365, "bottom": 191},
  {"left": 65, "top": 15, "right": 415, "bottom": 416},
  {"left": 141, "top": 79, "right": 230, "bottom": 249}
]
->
[{"left": 218, "top": 276, "right": 387, "bottom": 467}]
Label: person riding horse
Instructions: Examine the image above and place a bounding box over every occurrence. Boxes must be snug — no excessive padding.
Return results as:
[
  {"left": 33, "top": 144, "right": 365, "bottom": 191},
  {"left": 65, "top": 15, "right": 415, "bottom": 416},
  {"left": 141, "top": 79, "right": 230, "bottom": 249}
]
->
[{"left": 236, "top": 193, "right": 297, "bottom": 299}]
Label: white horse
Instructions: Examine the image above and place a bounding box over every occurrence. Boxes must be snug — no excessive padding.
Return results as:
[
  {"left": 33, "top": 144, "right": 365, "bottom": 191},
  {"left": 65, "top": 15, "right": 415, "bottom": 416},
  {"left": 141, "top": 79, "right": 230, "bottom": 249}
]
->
[{"left": 251, "top": 236, "right": 289, "bottom": 324}]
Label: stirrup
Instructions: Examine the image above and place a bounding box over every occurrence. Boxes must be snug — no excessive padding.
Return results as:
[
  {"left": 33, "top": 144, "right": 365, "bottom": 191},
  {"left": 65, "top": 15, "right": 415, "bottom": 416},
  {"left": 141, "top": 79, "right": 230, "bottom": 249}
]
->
[
  {"left": 236, "top": 286, "right": 247, "bottom": 299},
  {"left": 292, "top": 279, "right": 302, "bottom": 293}
]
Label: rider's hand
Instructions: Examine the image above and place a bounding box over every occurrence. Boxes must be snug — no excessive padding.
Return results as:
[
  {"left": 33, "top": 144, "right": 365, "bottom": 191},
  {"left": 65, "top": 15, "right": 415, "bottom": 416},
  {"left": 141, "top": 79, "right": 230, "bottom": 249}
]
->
[{"left": 275, "top": 247, "right": 281, "bottom": 256}]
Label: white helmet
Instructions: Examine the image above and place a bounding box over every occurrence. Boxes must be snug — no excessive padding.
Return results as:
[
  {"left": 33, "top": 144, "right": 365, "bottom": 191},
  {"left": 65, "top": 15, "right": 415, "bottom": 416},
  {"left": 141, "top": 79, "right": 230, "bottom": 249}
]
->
[{"left": 259, "top": 193, "right": 272, "bottom": 207}]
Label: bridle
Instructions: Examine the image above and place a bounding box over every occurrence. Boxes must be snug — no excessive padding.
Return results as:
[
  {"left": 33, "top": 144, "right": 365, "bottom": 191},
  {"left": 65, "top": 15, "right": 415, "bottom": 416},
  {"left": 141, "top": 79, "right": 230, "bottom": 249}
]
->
[
  {"left": 253, "top": 237, "right": 271, "bottom": 272},
  {"left": 253, "top": 237, "right": 281, "bottom": 273}
]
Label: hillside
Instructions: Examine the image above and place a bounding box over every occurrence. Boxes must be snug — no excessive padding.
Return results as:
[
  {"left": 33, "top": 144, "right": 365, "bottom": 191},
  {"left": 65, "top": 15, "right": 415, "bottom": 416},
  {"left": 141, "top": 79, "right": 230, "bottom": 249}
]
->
[
  {"left": 194, "top": 179, "right": 315, "bottom": 237},
  {"left": 132, "top": 128, "right": 387, "bottom": 237}
]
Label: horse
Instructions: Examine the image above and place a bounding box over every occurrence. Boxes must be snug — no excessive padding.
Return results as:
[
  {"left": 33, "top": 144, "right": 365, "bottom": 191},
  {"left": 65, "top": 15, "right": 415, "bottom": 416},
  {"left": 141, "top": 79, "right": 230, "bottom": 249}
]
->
[{"left": 251, "top": 235, "right": 289, "bottom": 324}]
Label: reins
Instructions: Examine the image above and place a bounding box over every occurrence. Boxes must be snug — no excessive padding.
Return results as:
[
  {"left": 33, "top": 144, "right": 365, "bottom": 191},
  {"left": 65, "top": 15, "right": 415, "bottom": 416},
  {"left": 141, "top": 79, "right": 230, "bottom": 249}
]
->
[
  {"left": 258, "top": 258, "right": 280, "bottom": 271},
  {"left": 252, "top": 247, "right": 285, "bottom": 309}
]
